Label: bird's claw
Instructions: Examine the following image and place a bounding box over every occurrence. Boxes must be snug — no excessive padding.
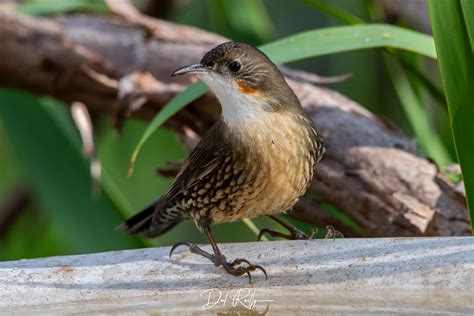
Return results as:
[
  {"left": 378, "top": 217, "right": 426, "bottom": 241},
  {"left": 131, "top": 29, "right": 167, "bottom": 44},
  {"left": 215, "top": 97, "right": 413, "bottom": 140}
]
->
[
  {"left": 229, "top": 258, "right": 268, "bottom": 280},
  {"left": 257, "top": 225, "right": 343, "bottom": 241},
  {"left": 169, "top": 241, "right": 193, "bottom": 258},
  {"left": 306, "top": 225, "right": 344, "bottom": 240},
  {"left": 169, "top": 242, "right": 267, "bottom": 283},
  {"left": 220, "top": 256, "right": 268, "bottom": 283},
  {"left": 258, "top": 227, "right": 309, "bottom": 240},
  {"left": 308, "top": 227, "right": 317, "bottom": 239},
  {"left": 324, "top": 225, "right": 344, "bottom": 239}
]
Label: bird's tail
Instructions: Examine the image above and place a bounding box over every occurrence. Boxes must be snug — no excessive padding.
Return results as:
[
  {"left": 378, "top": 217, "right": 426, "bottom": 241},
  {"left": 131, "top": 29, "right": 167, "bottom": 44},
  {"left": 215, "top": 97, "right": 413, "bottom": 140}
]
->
[{"left": 117, "top": 201, "right": 179, "bottom": 238}]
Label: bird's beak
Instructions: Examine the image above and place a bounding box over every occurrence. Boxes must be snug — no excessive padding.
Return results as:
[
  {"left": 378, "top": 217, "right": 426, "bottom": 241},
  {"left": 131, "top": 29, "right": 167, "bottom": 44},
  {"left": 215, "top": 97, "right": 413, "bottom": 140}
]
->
[{"left": 171, "top": 64, "right": 209, "bottom": 77}]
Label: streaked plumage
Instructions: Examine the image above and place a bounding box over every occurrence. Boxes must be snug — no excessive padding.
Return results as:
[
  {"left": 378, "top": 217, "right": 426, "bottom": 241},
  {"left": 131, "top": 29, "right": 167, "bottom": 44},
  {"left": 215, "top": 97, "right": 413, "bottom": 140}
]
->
[{"left": 119, "top": 41, "right": 324, "bottom": 281}]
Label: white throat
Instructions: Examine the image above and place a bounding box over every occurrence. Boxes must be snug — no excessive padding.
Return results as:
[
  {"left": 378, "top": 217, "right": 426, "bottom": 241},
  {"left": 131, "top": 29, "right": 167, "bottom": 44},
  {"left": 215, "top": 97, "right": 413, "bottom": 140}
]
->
[{"left": 198, "top": 73, "right": 268, "bottom": 125}]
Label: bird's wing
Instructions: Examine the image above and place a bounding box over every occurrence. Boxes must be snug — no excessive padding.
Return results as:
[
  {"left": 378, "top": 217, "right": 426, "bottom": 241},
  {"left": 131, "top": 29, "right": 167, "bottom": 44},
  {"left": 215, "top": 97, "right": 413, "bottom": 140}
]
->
[{"left": 161, "top": 124, "right": 226, "bottom": 203}]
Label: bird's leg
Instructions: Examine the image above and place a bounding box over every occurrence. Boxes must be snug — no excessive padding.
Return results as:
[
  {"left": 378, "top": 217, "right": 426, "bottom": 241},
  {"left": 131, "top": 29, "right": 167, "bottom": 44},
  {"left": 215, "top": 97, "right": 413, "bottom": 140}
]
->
[
  {"left": 169, "top": 226, "right": 267, "bottom": 283},
  {"left": 258, "top": 215, "right": 311, "bottom": 240},
  {"left": 258, "top": 215, "right": 343, "bottom": 240}
]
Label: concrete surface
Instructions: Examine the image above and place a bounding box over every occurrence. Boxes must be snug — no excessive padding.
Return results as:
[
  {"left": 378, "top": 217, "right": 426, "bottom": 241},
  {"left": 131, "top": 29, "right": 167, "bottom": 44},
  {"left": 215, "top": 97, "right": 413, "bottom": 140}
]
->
[{"left": 0, "top": 237, "right": 473, "bottom": 314}]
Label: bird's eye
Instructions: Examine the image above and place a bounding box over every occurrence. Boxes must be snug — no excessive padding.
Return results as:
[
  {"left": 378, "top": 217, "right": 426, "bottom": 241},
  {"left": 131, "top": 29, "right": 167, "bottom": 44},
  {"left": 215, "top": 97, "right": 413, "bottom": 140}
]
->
[{"left": 228, "top": 60, "right": 241, "bottom": 72}]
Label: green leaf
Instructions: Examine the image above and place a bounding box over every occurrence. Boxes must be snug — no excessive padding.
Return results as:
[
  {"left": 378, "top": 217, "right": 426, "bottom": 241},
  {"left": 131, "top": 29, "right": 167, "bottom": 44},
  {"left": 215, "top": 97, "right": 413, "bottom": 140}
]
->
[
  {"left": 129, "top": 81, "right": 208, "bottom": 174},
  {"left": 18, "top": 0, "right": 108, "bottom": 16},
  {"left": 0, "top": 90, "right": 142, "bottom": 253},
  {"left": 460, "top": 0, "right": 474, "bottom": 49},
  {"left": 384, "top": 54, "right": 451, "bottom": 164},
  {"left": 305, "top": 191, "right": 364, "bottom": 234},
  {"left": 131, "top": 24, "right": 437, "bottom": 172},
  {"left": 429, "top": 1, "right": 474, "bottom": 233},
  {"left": 260, "top": 24, "right": 436, "bottom": 63},
  {"left": 221, "top": 0, "right": 275, "bottom": 43},
  {"left": 209, "top": 0, "right": 274, "bottom": 45},
  {"left": 399, "top": 55, "right": 447, "bottom": 106},
  {"left": 0, "top": 206, "right": 67, "bottom": 261},
  {"left": 301, "top": 0, "right": 365, "bottom": 25},
  {"left": 319, "top": 203, "right": 364, "bottom": 234},
  {"left": 0, "top": 124, "right": 23, "bottom": 195}
]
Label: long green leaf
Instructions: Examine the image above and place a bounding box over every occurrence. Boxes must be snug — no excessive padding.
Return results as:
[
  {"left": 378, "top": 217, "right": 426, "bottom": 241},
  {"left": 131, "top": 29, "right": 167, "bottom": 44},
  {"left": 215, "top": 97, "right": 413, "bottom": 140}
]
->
[
  {"left": 460, "top": 0, "right": 474, "bottom": 49},
  {"left": 384, "top": 54, "right": 450, "bottom": 164},
  {"left": 130, "top": 24, "right": 437, "bottom": 171},
  {"left": 259, "top": 24, "right": 436, "bottom": 63},
  {"left": 429, "top": 1, "right": 474, "bottom": 233},
  {"left": 18, "top": 0, "right": 108, "bottom": 16},
  {"left": 399, "top": 55, "right": 446, "bottom": 106},
  {"left": 0, "top": 90, "right": 142, "bottom": 253},
  {"left": 129, "top": 81, "right": 208, "bottom": 174}
]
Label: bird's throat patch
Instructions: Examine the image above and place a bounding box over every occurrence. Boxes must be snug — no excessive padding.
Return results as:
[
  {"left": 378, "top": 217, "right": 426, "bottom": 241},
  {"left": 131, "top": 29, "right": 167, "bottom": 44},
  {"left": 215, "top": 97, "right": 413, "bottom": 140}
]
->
[{"left": 237, "top": 81, "right": 257, "bottom": 94}]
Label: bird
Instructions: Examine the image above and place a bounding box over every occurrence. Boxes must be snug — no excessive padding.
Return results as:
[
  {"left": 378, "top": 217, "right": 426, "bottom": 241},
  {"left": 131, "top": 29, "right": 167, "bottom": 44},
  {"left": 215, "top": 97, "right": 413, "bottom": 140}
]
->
[{"left": 119, "top": 41, "right": 325, "bottom": 282}]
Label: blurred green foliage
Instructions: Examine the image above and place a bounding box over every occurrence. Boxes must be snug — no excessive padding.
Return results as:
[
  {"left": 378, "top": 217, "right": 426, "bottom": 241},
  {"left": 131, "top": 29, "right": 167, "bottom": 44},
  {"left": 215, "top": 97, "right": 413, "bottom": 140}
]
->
[
  {"left": 0, "top": 0, "right": 471, "bottom": 261},
  {"left": 0, "top": 91, "right": 142, "bottom": 255},
  {"left": 18, "top": 0, "right": 108, "bottom": 15},
  {"left": 429, "top": 0, "right": 474, "bottom": 232}
]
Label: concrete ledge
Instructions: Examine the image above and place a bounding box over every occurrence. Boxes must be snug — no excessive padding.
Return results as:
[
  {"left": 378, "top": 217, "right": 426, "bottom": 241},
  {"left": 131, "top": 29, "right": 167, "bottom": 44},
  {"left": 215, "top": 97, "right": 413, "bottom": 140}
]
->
[{"left": 1, "top": 237, "right": 473, "bottom": 313}]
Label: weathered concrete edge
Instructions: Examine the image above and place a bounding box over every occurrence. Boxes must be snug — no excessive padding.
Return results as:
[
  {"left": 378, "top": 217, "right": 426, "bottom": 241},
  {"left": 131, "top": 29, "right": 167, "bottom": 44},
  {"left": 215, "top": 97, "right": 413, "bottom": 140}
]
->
[{"left": 0, "top": 237, "right": 473, "bottom": 312}]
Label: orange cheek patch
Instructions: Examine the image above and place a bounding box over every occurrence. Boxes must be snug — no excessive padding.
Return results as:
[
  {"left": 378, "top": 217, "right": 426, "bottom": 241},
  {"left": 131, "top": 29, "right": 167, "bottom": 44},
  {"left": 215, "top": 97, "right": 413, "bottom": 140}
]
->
[{"left": 237, "top": 81, "right": 257, "bottom": 94}]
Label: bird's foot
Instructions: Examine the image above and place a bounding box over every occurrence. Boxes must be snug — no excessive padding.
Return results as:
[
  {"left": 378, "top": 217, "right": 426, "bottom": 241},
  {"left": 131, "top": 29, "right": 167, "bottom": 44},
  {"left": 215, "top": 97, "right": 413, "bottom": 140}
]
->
[
  {"left": 323, "top": 225, "right": 344, "bottom": 239},
  {"left": 258, "top": 225, "right": 343, "bottom": 241},
  {"left": 169, "top": 242, "right": 267, "bottom": 283},
  {"left": 258, "top": 227, "right": 313, "bottom": 240}
]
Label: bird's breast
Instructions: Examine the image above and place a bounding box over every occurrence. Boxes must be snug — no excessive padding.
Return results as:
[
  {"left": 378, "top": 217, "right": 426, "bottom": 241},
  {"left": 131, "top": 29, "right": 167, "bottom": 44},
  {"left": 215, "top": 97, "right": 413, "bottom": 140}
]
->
[{"left": 212, "top": 111, "right": 322, "bottom": 222}]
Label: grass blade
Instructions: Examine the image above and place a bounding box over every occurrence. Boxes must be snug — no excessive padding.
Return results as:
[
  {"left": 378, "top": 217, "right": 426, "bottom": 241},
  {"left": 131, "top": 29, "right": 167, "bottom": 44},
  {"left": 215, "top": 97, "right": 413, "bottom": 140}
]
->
[
  {"left": 301, "top": 0, "right": 365, "bottom": 25},
  {"left": 384, "top": 54, "right": 450, "bottom": 164},
  {"left": 259, "top": 24, "right": 436, "bottom": 63},
  {"left": 460, "top": 0, "right": 474, "bottom": 48},
  {"left": 129, "top": 81, "right": 207, "bottom": 175},
  {"left": 209, "top": 0, "right": 274, "bottom": 44},
  {"left": 222, "top": 0, "right": 275, "bottom": 43},
  {"left": 429, "top": 0, "right": 474, "bottom": 232},
  {"left": 18, "top": 0, "right": 108, "bottom": 16},
  {"left": 399, "top": 55, "right": 446, "bottom": 106}
]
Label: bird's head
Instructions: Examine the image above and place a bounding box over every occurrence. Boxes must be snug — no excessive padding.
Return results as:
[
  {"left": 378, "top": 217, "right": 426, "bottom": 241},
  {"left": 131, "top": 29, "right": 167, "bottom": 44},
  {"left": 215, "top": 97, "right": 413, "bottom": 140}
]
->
[{"left": 172, "top": 41, "right": 300, "bottom": 123}]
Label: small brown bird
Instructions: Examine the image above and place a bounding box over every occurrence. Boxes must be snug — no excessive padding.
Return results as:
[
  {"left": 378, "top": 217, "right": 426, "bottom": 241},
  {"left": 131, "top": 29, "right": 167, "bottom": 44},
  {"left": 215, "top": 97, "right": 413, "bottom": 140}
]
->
[{"left": 119, "top": 41, "right": 324, "bottom": 281}]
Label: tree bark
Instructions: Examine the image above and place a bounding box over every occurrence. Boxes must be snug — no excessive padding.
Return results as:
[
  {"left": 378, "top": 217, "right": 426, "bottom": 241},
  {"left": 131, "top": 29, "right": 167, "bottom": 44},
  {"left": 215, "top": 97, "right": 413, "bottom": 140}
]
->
[{"left": 0, "top": 10, "right": 469, "bottom": 236}]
